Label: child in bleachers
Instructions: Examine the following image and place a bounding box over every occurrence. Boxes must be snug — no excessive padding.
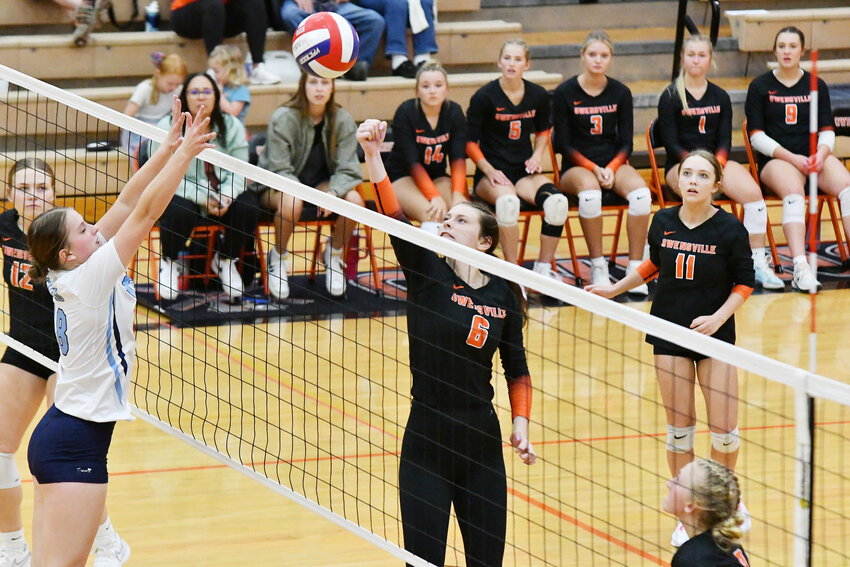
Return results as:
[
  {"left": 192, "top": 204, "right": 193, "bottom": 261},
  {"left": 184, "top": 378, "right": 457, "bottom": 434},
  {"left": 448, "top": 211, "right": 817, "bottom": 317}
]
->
[
  {"left": 208, "top": 45, "right": 251, "bottom": 124},
  {"left": 122, "top": 52, "right": 187, "bottom": 161}
]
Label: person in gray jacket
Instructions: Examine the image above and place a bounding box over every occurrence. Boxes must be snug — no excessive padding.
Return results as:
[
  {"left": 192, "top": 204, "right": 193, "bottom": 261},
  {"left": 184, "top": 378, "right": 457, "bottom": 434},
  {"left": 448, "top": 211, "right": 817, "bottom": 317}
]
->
[{"left": 255, "top": 72, "right": 364, "bottom": 299}]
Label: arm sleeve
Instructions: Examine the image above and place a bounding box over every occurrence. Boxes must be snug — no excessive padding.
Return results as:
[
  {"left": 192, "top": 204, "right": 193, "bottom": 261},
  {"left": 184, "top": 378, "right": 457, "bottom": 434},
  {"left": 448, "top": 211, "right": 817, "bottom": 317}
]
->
[
  {"left": 507, "top": 374, "right": 532, "bottom": 420},
  {"left": 327, "top": 112, "right": 364, "bottom": 198},
  {"left": 744, "top": 79, "right": 766, "bottom": 138},
  {"left": 410, "top": 163, "right": 440, "bottom": 200},
  {"left": 716, "top": 89, "right": 733, "bottom": 166},
  {"left": 729, "top": 220, "right": 755, "bottom": 290},
  {"left": 373, "top": 176, "right": 437, "bottom": 279},
  {"left": 658, "top": 86, "right": 688, "bottom": 163},
  {"left": 647, "top": 213, "right": 663, "bottom": 269},
  {"left": 552, "top": 84, "right": 597, "bottom": 171},
  {"left": 818, "top": 78, "right": 834, "bottom": 134},
  {"left": 392, "top": 103, "right": 422, "bottom": 170},
  {"left": 499, "top": 289, "right": 530, "bottom": 386},
  {"left": 606, "top": 86, "right": 633, "bottom": 171},
  {"left": 533, "top": 85, "right": 550, "bottom": 135},
  {"left": 465, "top": 89, "right": 486, "bottom": 147},
  {"left": 448, "top": 104, "right": 469, "bottom": 194}
]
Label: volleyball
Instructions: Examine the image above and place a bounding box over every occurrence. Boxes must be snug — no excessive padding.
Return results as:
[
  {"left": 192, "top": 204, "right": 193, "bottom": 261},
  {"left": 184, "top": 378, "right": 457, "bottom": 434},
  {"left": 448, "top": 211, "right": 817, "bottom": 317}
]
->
[{"left": 291, "top": 12, "right": 360, "bottom": 79}]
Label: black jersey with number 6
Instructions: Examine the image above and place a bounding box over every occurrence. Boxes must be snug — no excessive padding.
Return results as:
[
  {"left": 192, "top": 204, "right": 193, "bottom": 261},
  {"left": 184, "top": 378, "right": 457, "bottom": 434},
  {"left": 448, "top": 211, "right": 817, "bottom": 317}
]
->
[
  {"left": 745, "top": 70, "right": 833, "bottom": 170},
  {"left": 0, "top": 209, "right": 59, "bottom": 357},
  {"left": 391, "top": 233, "right": 529, "bottom": 410},
  {"left": 466, "top": 79, "right": 551, "bottom": 173},
  {"left": 646, "top": 206, "right": 754, "bottom": 346}
]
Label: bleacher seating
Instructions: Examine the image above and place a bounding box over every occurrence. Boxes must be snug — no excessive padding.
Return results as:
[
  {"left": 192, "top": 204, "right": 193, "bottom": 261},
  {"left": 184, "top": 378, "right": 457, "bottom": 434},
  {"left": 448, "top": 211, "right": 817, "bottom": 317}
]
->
[{"left": 726, "top": 7, "right": 850, "bottom": 52}]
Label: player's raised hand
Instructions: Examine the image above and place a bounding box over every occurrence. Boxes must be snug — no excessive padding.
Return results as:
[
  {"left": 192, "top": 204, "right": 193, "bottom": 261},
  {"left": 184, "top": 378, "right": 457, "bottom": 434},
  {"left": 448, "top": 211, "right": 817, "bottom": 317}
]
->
[
  {"left": 177, "top": 105, "right": 216, "bottom": 159},
  {"left": 357, "top": 119, "right": 387, "bottom": 156},
  {"left": 162, "top": 95, "right": 186, "bottom": 152}
]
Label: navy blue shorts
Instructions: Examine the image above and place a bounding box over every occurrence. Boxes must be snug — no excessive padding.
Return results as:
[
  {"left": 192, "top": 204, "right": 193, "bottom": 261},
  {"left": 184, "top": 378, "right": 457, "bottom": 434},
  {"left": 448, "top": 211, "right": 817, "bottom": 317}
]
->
[
  {"left": 28, "top": 405, "right": 116, "bottom": 485},
  {"left": 1, "top": 347, "right": 56, "bottom": 380}
]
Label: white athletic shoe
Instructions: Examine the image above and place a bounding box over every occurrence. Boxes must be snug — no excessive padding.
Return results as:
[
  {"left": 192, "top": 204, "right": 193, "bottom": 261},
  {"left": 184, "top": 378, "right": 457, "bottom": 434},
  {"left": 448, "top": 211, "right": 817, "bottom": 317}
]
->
[
  {"left": 267, "top": 248, "right": 290, "bottom": 300},
  {"left": 212, "top": 253, "right": 243, "bottom": 299},
  {"left": 322, "top": 242, "right": 347, "bottom": 297},
  {"left": 0, "top": 544, "right": 31, "bottom": 567},
  {"left": 738, "top": 500, "right": 752, "bottom": 533},
  {"left": 92, "top": 535, "right": 130, "bottom": 567},
  {"left": 158, "top": 256, "right": 180, "bottom": 301},
  {"left": 671, "top": 520, "right": 689, "bottom": 548},
  {"left": 249, "top": 62, "right": 281, "bottom": 85},
  {"left": 590, "top": 262, "right": 610, "bottom": 287},
  {"left": 625, "top": 264, "right": 649, "bottom": 296},
  {"left": 791, "top": 262, "right": 821, "bottom": 293},
  {"left": 754, "top": 257, "right": 784, "bottom": 290},
  {"left": 532, "top": 261, "right": 562, "bottom": 282}
]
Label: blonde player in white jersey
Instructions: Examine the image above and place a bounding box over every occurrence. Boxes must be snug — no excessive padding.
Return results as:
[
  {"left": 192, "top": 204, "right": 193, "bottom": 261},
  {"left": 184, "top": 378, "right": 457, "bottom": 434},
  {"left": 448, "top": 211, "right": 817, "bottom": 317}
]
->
[{"left": 23, "top": 98, "right": 215, "bottom": 567}]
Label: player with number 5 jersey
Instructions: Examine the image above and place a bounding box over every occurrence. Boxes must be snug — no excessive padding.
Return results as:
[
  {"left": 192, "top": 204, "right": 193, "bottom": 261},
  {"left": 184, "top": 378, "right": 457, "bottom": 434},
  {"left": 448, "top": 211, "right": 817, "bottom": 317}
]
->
[
  {"left": 587, "top": 150, "right": 754, "bottom": 548},
  {"left": 745, "top": 25, "right": 850, "bottom": 292},
  {"left": 358, "top": 118, "right": 536, "bottom": 567},
  {"left": 23, "top": 98, "right": 215, "bottom": 567},
  {"left": 466, "top": 39, "right": 569, "bottom": 282},
  {"left": 552, "top": 31, "right": 653, "bottom": 292}
]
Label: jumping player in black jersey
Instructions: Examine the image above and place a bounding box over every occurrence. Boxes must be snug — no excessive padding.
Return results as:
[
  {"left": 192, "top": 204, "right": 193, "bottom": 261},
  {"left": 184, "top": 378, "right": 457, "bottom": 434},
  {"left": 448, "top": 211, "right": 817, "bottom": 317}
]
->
[
  {"left": 0, "top": 160, "right": 131, "bottom": 567},
  {"left": 664, "top": 458, "right": 750, "bottom": 566},
  {"left": 659, "top": 34, "right": 783, "bottom": 291},
  {"left": 358, "top": 118, "right": 536, "bottom": 567},
  {"left": 552, "top": 31, "right": 652, "bottom": 293},
  {"left": 466, "top": 39, "right": 569, "bottom": 281},
  {"left": 746, "top": 26, "right": 850, "bottom": 292},
  {"left": 587, "top": 150, "right": 753, "bottom": 547},
  {"left": 385, "top": 62, "right": 469, "bottom": 235}
]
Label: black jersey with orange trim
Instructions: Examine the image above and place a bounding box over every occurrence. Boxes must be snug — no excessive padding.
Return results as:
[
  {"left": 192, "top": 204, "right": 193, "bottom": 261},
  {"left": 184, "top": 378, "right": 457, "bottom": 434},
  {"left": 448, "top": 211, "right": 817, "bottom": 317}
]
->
[
  {"left": 658, "top": 81, "right": 732, "bottom": 170},
  {"left": 672, "top": 531, "right": 751, "bottom": 567},
  {"left": 0, "top": 209, "right": 60, "bottom": 357},
  {"left": 745, "top": 70, "right": 833, "bottom": 168},
  {"left": 552, "top": 75, "right": 633, "bottom": 170},
  {"left": 392, "top": 233, "right": 528, "bottom": 410},
  {"left": 466, "top": 79, "right": 550, "bottom": 172},
  {"left": 386, "top": 99, "right": 467, "bottom": 182},
  {"left": 646, "top": 206, "right": 753, "bottom": 346}
]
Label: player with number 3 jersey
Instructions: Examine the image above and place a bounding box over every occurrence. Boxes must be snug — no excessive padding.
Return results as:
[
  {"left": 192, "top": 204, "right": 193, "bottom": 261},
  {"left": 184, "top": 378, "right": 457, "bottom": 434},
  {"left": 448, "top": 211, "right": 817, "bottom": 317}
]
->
[
  {"left": 745, "top": 25, "right": 850, "bottom": 292},
  {"left": 552, "top": 31, "right": 652, "bottom": 292}
]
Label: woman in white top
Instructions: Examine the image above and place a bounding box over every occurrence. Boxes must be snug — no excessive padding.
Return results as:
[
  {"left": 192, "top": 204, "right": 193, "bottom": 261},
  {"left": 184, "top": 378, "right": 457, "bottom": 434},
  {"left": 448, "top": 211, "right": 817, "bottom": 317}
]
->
[{"left": 24, "top": 99, "right": 214, "bottom": 567}]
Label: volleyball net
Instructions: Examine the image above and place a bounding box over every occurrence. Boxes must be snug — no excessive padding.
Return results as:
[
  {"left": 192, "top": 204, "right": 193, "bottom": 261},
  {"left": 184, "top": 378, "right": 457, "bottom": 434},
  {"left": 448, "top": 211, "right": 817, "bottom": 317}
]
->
[{"left": 1, "top": 64, "right": 849, "bottom": 566}]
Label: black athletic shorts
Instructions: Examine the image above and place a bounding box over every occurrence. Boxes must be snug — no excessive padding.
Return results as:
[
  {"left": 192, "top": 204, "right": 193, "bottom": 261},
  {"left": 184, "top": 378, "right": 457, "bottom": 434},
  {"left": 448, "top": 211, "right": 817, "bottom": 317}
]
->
[{"left": 1, "top": 346, "right": 56, "bottom": 380}]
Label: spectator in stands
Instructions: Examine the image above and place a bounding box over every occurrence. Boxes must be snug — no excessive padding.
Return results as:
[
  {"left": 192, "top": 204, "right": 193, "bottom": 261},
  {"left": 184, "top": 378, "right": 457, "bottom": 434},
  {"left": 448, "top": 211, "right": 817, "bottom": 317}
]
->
[
  {"left": 658, "top": 34, "right": 784, "bottom": 290},
  {"left": 208, "top": 45, "right": 251, "bottom": 124},
  {"left": 279, "top": 0, "right": 384, "bottom": 81},
  {"left": 169, "top": 0, "right": 281, "bottom": 85},
  {"left": 466, "top": 39, "right": 569, "bottom": 281},
  {"left": 552, "top": 30, "right": 652, "bottom": 293},
  {"left": 385, "top": 62, "right": 468, "bottom": 232},
  {"left": 155, "top": 72, "right": 260, "bottom": 301},
  {"left": 253, "top": 72, "right": 364, "bottom": 301},
  {"left": 122, "top": 52, "right": 188, "bottom": 161},
  {"left": 745, "top": 25, "right": 850, "bottom": 292},
  {"left": 351, "top": 0, "right": 438, "bottom": 78}
]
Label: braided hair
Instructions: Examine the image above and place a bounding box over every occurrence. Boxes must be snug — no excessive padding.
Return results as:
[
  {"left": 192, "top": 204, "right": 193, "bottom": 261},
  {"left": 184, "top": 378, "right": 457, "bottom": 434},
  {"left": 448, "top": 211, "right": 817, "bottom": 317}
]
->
[{"left": 690, "top": 458, "right": 744, "bottom": 552}]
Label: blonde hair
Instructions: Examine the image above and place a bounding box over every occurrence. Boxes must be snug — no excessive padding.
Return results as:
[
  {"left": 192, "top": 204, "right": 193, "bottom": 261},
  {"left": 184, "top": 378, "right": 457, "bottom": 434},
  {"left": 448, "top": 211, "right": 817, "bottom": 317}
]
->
[
  {"left": 150, "top": 53, "right": 187, "bottom": 105},
  {"left": 499, "top": 38, "right": 530, "bottom": 62},
  {"left": 690, "top": 458, "right": 744, "bottom": 553},
  {"left": 674, "top": 34, "right": 714, "bottom": 111},
  {"left": 581, "top": 31, "right": 614, "bottom": 56},
  {"left": 209, "top": 45, "right": 249, "bottom": 88},
  {"left": 415, "top": 60, "right": 448, "bottom": 87}
]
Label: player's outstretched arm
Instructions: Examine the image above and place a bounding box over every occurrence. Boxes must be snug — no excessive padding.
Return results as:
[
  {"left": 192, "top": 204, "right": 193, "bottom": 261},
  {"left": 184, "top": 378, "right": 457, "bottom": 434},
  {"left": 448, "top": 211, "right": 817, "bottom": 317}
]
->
[
  {"left": 357, "top": 119, "right": 388, "bottom": 183},
  {"left": 112, "top": 108, "right": 216, "bottom": 266},
  {"left": 98, "top": 97, "right": 186, "bottom": 239}
]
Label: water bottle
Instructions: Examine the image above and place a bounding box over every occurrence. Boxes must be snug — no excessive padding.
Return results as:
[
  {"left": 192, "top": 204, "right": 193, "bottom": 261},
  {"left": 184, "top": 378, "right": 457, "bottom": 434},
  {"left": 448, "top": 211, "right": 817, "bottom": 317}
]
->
[
  {"left": 345, "top": 229, "right": 362, "bottom": 280},
  {"left": 145, "top": 1, "right": 160, "bottom": 32}
]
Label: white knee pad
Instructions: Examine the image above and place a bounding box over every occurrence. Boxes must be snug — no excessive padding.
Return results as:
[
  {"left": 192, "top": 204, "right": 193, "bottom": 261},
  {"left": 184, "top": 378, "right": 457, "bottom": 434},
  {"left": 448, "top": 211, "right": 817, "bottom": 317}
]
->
[
  {"left": 494, "top": 194, "right": 520, "bottom": 227},
  {"left": 742, "top": 200, "right": 768, "bottom": 234},
  {"left": 839, "top": 187, "right": 850, "bottom": 218},
  {"left": 627, "top": 187, "right": 652, "bottom": 216},
  {"left": 577, "top": 190, "right": 602, "bottom": 219},
  {"left": 542, "top": 193, "right": 569, "bottom": 226},
  {"left": 666, "top": 425, "right": 696, "bottom": 454},
  {"left": 782, "top": 194, "right": 806, "bottom": 225},
  {"left": 0, "top": 452, "right": 21, "bottom": 490},
  {"left": 711, "top": 427, "right": 740, "bottom": 453}
]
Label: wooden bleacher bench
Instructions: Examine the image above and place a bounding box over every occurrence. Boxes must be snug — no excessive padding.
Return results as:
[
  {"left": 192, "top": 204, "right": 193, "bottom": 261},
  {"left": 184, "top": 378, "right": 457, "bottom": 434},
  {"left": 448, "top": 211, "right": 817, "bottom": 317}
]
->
[
  {"left": 726, "top": 7, "right": 850, "bottom": 52},
  {"left": 767, "top": 59, "right": 850, "bottom": 83},
  {"left": 0, "top": 70, "right": 563, "bottom": 137},
  {"left": 0, "top": 21, "right": 519, "bottom": 81},
  {"left": 4, "top": 0, "right": 481, "bottom": 28}
]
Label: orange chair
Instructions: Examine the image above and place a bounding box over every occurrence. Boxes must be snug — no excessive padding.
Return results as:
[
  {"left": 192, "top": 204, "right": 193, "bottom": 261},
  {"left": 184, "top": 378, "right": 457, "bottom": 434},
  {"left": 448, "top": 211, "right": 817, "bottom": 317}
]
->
[{"left": 741, "top": 119, "right": 848, "bottom": 269}]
